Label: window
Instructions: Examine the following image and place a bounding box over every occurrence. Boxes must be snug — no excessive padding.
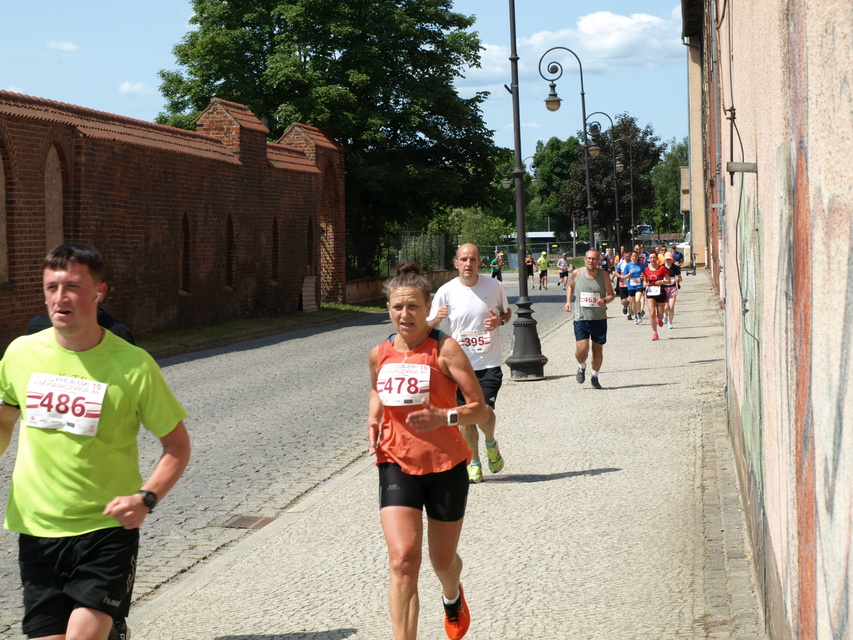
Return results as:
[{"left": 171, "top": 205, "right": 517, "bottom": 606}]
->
[
  {"left": 180, "top": 214, "right": 190, "bottom": 293},
  {"left": 271, "top": 216, "right": 280, "bottom": 284},
  {"left": 0, "top": 150, "right": 7, "bottom": 283},
  {"left": 44, "top": 146, "right": 63, "bottom": 250},
  {"left": 225, "top": 215, "right": 235, "bottom": 289}
]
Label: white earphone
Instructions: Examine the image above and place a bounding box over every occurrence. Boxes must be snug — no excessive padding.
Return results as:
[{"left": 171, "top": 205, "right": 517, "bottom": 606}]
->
[{"left": 95, "top": 292, "right": 102, "bottom": 303}]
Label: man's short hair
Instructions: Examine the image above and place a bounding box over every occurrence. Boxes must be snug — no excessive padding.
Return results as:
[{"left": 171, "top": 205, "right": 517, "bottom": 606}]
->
[{"left": 44, "top": 243, "right": 105, "bottom": 282}]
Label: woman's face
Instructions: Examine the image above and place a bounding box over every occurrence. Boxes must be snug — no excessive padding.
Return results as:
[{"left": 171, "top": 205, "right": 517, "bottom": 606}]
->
[
  {"left": 649, "top": 253, "right": 659, "bottom": 266},
  {"left": 387, "top": 286, "right": 430, "bottom": 338}
]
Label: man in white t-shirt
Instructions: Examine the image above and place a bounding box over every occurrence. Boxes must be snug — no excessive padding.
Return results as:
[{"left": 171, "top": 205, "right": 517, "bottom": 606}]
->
[
  {"left": 556, "top": 253, "right": 571, "bottom": 289},
  {"left": 428, "top": 243, "right": 511, "bottom": 484}
]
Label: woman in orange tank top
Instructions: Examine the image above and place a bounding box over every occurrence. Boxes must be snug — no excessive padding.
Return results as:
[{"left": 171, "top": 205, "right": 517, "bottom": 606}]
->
[{"left": 368, "top": 264, "right": 489, "bottom": 640}]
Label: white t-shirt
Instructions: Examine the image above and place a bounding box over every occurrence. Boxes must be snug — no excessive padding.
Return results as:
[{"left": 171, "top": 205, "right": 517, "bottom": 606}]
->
[{"left": 428, "top": 276, "right": 509, "bottom": 370}]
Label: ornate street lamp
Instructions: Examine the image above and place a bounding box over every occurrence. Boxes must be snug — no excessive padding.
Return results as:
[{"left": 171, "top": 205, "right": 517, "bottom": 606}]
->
[
  {"left": 538, "top": 47, "right": 596, "bottom": 252},
  {"left": 586, "top": 111, "right": 621, "bottom": 253},
  {"left": 503, "top": 0, "right": 547, "bottom": 380},
  {"left": 615, "top": 142, "right": 635, "bottom": 249}
]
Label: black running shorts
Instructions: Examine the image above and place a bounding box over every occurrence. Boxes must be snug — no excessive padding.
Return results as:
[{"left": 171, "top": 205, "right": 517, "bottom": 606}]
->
[
  {"left": 456, "top": 366, "right": 503, "bottom": 409},
  {"left": 20, "top": 527, "right": 139, "bottom": 637},
  {"left": 378, "top": 461, "right": 469, "bottom": 522}
]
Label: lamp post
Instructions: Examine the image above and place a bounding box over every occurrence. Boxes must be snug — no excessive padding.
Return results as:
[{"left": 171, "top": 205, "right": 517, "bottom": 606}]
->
[
  {"left": 538, "top": 46, "right": 595, "bottom": 252},
  {"left": 615, "top": 143, "right": 635, "bottom": 249},
  {"left": 502, "top": 157, "right": 538, "bottom": 189},
  {"left": 586, "top": 111, "right": 621, "bottom": 253},
  {"left": 503, "top": 0, "right": 547, "bottom": 380}
]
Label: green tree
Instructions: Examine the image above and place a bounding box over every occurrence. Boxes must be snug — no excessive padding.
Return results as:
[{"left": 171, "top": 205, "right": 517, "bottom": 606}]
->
[
  {"left": 428, "top": 206, "right": 515, "bottom": 252},
  {"left": 645, "top": 137, "right": 689, "bottom": 235},
  {"left": 531, "top": 136, "right": 581, "bottom": 233},
  {"left": 157, "top": 0, "right": 500, "bottom": 278},
  {"left": 551, "top": 114, "right": 666, "bottom": 249}
]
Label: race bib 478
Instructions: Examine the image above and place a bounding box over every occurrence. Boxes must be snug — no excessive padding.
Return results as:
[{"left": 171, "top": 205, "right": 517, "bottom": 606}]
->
[{"left": 377, "top": 363, "right": 430, "bottom": 406}]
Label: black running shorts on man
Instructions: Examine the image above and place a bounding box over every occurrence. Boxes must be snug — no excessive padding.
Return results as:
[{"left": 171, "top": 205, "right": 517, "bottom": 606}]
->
[
  {"left": 19, "top": 527, "right": 139, "bottom": 637},
  {"left": 573, "top": 319, "right": 608, "bottom": 345},
  {"left": 456, "top": 366, "right": 503, "bottom": 409}
]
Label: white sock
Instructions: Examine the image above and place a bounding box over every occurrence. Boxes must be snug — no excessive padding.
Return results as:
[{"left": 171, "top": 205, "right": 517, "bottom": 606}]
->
[
  {"left": 443, "top": 591, "right": 460, "bottom": 606},
  {"left": 592, "top": 370, "right": 599, "bottom": 377},
  {"left": 578, "top": 362, "right": 587, "bottom": 370}
]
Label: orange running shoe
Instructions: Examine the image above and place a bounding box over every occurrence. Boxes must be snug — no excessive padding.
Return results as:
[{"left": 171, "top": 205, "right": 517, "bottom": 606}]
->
[{"left": 443, "top": 584, "right": 470, "bottom": 639}]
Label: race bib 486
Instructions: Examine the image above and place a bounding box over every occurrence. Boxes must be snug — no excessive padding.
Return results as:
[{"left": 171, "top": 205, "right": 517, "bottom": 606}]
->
[{"left": 25, "top": 373, "right": 108, "bottom": 437}]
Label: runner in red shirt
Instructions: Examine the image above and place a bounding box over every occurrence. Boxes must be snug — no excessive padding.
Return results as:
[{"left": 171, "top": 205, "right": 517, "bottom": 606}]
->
[{"left": 643, "top": 252, "right": 671, "bottom": 341}]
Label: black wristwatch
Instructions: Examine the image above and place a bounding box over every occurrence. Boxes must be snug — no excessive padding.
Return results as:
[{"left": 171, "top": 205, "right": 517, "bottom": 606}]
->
[{"left": 136, "top": 490, "right": 158, "bottom": 512}]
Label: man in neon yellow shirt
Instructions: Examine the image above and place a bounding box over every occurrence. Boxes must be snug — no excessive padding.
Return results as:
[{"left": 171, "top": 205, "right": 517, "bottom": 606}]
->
[
  {"left": 536, "top": 251, "right": 549, "bottom": 290},
  {"left": 0, "top": 243, "right": 191, "bottom": 640}
]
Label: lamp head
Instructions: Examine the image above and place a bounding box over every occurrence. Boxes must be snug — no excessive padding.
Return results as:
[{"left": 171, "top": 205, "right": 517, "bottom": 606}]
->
[
  {"left": 588, "top": 144, "right": 602, "bottom": 158},
  {"left": 544, "top": 82, "right": 562, "bottom": 112}
]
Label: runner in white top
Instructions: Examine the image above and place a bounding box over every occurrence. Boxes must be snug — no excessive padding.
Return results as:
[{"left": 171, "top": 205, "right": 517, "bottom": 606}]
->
[
  {"left": 556, "top": 253, "right": 571, "bottom": 290},
  {"left": 428, "top": 243, "right": 510, "bottom": 484}
]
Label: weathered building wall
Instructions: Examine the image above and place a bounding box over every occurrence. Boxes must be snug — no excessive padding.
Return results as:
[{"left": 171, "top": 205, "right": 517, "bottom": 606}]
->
[
  {"left": 0, "top": 93, "right": 345, "bottom": 351},
  {"left": 682, "top": 1, "right": 853, "bottom": 637}
]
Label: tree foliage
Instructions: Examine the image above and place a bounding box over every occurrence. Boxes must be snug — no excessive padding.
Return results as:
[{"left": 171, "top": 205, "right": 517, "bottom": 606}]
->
[
  {"left": 534, "top": 114, "right": 665, "bottom": 249},
  {"left": 645, "top": 137, "right": 689, "bottom": 234},
  {"left": 529, "top": 136, "right": 581, "bottom": 231},
  {"left": 157, "top": 0, "right": 501, "bottom": 278}
]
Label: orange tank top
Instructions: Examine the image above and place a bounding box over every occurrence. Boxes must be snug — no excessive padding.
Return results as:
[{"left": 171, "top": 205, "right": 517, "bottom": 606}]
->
[{"left": 374, "top": 330, "right": 470, "bottom": 475}]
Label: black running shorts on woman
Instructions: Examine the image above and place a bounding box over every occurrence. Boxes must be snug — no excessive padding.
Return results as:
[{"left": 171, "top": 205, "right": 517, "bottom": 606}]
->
[{"left": 378, "top": 461, "right": 469, "bottom": 522}]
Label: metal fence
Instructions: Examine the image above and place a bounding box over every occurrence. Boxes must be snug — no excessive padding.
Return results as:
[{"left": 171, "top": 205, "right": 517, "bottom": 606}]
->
[{"left": 377, "top": 231, "right": 452, "bottom": 277}]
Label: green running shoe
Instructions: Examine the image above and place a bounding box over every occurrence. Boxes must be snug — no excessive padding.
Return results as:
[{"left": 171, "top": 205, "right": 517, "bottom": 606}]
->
[
  {"left": 467, "top": 463, "right": 483, "bottom": 484},
  {"left": 486, "top": 441, "right": 504, "bottom": 473}
]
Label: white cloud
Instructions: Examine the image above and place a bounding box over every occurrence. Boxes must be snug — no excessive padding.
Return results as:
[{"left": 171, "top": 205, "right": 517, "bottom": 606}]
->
[
  {"left": 47, "top": 41, "right": 79, "bottom": 52},
  {"left": 458, "top": 8, "right": 682, "bottom": 90},
  {"left": 5, "top": 85, "right": 25, "bottom": 94},
  {"left": 119, "top": 82, "right": 156, "bottom": 96}
]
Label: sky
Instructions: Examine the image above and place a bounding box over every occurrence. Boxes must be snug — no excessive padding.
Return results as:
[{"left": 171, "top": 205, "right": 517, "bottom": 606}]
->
[{"left": 1, "top": 1, "right": 687, "bottom": 162}]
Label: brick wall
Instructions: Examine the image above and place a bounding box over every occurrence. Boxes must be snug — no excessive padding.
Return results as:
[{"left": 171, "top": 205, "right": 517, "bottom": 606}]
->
[{"left": 0, "top": 93, "right": 345, "bottom": 351}]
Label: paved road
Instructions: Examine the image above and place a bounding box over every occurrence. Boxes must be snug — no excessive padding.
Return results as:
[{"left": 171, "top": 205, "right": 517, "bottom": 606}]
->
[
  {"left": 0, "top": 273, "right": 564, "bottom": 636},
  {"left": 1, "top": 272, "right": 763, "bottom": 639},
  {"left": 124, "top": 269, "right": 762, "bottom": 639}
]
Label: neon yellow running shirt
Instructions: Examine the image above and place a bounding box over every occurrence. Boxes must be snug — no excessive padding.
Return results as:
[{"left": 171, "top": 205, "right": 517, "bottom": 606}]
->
[{"left": 0, "top": 329, "right": 187, "bottom": 537}]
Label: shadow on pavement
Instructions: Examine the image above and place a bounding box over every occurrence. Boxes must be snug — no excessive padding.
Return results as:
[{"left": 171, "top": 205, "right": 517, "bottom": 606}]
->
[
  {"left": 486, "top": 467, "right": 621, "bottom": 483},
  {"left": 216, "top": 631, "right": 357, "bottom": 640},
  {"left": 161, "top": 313, "right": 390, "bottom": 367}
]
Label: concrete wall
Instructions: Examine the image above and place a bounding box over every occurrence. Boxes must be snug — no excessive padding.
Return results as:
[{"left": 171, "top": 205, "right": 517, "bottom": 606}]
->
[
  {"left": 682, "top": 1, "right": 853, "bottom": 637},
  {"left": 346, "top": 269, "right": 457, "bottom": 304}
]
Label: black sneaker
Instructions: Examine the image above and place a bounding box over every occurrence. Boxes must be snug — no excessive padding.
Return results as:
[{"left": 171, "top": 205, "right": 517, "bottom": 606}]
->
[
  {"left": 108, "top": 619, "right": 130, "bottom": 640},
  {"left": 591, "top": 376, "right": 602, "bottom": 389},
  {"left": 622, "top": 306, "right": 628, "bottom": 315},
  {"left": 576, "top": 368, "right": 585, "bottom": 384},
  {"left": 627, "top": 314, "right": 633, "bottom": 320}
]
